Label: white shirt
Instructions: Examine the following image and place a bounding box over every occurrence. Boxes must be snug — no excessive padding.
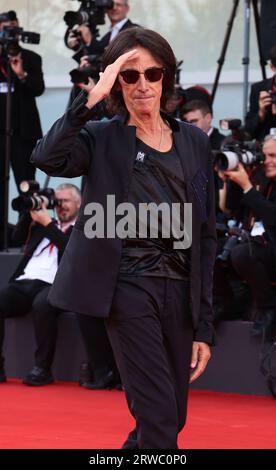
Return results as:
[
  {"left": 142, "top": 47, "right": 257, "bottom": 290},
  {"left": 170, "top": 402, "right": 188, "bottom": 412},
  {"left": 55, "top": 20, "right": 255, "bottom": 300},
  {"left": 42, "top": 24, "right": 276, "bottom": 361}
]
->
[
  {"left": 16, "top": 220, "right": 74, "bottom": 285},
  {"left": 109, "top": 18, "right": 128, "bottom": 42}
]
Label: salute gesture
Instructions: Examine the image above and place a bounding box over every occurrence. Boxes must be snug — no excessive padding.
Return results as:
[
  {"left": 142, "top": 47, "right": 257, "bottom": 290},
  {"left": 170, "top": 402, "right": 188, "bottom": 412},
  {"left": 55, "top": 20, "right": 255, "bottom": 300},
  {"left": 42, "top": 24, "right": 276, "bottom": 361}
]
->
[{"left": 83, "top": 49, "right": 138, "bottom": 109}]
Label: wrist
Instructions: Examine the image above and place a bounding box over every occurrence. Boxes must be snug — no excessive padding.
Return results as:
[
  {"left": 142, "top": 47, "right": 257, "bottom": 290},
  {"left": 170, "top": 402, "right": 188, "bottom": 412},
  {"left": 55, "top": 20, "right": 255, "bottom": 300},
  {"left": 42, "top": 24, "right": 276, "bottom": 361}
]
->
[
  {"left": 42, "top": 218, "right": 52, "bottom": 227},
  {"left": 86, "top": 88, "right": 104, "bottom": 109},
  {"left": 18, "top": 71, "right": 28, "bottom": 81},
  {"left": 243, "top": 184, "right": 253, "bottom": 193}
]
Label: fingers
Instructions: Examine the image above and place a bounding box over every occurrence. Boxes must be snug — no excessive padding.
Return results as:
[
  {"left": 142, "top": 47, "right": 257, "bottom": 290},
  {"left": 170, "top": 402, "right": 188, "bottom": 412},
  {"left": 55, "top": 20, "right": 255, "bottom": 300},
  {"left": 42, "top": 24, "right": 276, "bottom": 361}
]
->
[{"left": 189, "top": 342, "right": 211, "bottom": 384}]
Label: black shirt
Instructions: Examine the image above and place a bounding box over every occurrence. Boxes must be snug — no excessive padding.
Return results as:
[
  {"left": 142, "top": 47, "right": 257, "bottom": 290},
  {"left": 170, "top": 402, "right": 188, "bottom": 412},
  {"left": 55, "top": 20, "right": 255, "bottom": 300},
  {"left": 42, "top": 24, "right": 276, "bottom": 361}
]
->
[{"left": 119, "top": 137, "right": 190, "bottom": 280}]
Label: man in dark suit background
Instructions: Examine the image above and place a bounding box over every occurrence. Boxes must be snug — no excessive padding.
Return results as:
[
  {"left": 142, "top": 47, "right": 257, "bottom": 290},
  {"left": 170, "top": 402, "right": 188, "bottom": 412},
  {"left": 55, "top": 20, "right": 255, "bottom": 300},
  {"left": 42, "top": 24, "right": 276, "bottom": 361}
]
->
[
  {"left": 245, "top": 44, "right": 276, "bottom": 141},
  {"left": 0, "top": 184, "right": 80, "bottom": 386},
  {"left": 0, "top": 10, "right": 45, "bottom": 249},
  {"left": 181, "top": 99, "right": 225, "bottom": 151}
]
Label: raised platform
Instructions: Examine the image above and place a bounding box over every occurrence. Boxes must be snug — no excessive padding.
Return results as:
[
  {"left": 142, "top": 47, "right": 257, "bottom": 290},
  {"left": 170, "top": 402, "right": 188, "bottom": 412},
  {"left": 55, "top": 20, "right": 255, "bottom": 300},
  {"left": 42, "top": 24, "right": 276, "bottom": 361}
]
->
[{"left": 0, "top": 251, "right": 272, "bottom": 395}]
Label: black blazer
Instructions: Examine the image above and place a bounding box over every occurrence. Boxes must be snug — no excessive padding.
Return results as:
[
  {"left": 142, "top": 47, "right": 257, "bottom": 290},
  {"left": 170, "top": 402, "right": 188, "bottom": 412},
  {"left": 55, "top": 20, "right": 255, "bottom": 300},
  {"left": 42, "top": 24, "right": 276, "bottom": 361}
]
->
[
  {"left": 209, "top": 127, "right": 225, "bottom": 151},
  {"left": 242, "top": 181, "right": 276, "bottom": 267},
  {"left": 31, "top": 92, "right": 217, "bottom": 344},
  {"left": 245, "top": 76, "right": 276, "bottom": 141},
  {"left": 0, "top": 48, "right": 44, "bottom": 140},
  {"left": 96, "top": 19, "right": 138, "bottom": 51},
  {"left": 15, "top": 48, "right": 44, "bottom": 140},
  {"left": 10, "top": 213, "right": 73, "bottom": 282}
]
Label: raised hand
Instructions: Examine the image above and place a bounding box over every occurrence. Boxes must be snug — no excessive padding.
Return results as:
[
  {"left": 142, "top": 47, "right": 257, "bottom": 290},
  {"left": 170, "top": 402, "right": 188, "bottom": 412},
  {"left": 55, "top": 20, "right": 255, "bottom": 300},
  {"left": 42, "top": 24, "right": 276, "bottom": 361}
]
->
[{"left": 85, "top": 49, "right": 139, "bottom": 109}]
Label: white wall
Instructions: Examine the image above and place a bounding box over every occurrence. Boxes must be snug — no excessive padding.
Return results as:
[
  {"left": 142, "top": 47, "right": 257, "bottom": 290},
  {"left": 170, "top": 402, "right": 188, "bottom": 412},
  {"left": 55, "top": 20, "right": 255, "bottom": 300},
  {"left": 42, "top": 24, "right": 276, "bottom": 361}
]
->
[{"left": 0, "top": 0, "right": 272, "bottom": 222}]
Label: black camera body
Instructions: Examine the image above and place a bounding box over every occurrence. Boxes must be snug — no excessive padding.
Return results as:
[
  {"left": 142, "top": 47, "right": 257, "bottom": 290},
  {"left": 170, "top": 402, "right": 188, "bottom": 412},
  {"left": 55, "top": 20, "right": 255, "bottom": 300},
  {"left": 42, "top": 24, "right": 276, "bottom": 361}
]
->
[
  {"left": 217, "top": 225, "right": 250, "bottom": 265},
  {"left": 70, "top": 54, "right": 102, "bottom": 83},
  {"left": 64, "top": 0, "right": 114, "bottom": 29},
  {"left": 0, "top": 26, "right": 40, "bottom": 57},
  {"left": 214, "top": 118, "right": 263, "bottom": 171},
  {"left": 65, "top": 1, "right": 113, "bottom": 84},
  {"left": 214, "top": 140, "right": 264, "bottom": 171},
  {"left": 270, "top": 91, "right": 276, "bottom": 106},
  {"left": 12, "top": 181, "right": 60, "bottom": 212}
]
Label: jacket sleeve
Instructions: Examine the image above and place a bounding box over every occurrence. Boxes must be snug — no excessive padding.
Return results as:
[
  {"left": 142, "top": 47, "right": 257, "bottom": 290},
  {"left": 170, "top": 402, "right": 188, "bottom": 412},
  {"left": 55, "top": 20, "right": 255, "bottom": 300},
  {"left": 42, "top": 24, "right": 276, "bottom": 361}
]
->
[
  {"left": 31, "top": 91, "right": 98, "bottom": 178},
  {"left": 242, "top": 187, "right": 276, "bottom": 226},
  {"left": 17, "top": 51, "right": 45, "bottom": 97},
  {"left": 43, "top": 222, "right": 72, "bottom": 255},
  {"left": 12, "top": 212, "right": 33, "bottom": 245},
  {"left": 194, "top": 141, "right": 217, "bottom": 345}
]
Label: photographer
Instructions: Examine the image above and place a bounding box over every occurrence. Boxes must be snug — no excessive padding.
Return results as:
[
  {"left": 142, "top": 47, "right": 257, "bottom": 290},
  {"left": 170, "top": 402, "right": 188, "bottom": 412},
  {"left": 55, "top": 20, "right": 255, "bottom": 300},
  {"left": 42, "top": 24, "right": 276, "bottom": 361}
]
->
[
  {"left": 224, "top": 135, "right": 276, "bottom": 336},
  {"left": 0, "top": 184, "right": 80, "bottom": 385},
  {"left": 245, "top": 44, "right": 276, "bottom": 141},
  {"left": 65, "top": 1, "right": 137, "bottom": 85},
  {"left": 0, "top": 10, "right": 45, "bottom": 249}
]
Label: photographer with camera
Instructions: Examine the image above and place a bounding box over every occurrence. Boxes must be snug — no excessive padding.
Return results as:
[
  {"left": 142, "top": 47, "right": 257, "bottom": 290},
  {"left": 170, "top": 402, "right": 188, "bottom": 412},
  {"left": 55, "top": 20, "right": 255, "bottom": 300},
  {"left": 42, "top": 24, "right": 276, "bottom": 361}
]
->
[
  {"left": 245, "top": 44, "right": 276, "bottom": 141},
  {"left": 221, "top": 134, "right": 276, "bottom": 338},
  {"left": 0, "top": 184, "right": 81, "bottom": 385},
  {"left": 0, "top": 10, "right": 44, "bottom": 249},
  {"left": 65, "top": 1, "right": 137, "bottom": 89}
]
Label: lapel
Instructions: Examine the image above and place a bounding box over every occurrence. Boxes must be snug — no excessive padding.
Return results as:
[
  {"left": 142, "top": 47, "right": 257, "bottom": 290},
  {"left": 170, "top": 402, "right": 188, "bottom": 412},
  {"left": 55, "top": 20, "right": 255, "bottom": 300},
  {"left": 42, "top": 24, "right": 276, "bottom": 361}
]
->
[{"left": 108, "top": 116, "right": 137, "bottom": 200}]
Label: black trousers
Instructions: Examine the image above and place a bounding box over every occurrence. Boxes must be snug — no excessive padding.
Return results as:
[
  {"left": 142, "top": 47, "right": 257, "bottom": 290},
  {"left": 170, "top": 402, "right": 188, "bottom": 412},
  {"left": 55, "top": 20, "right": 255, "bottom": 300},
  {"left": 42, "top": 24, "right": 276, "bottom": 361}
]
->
[
  {"left": 0, "top": 134, "right": 36, "bottom": 246},
  {"left": 231, "top": 240, "right": 276, "bottom": 311},
  {"left": 0, "top": 280, "right": 60, "bottom": 371},
  {"left": 77, "top": 313, "right": 117, "bottom": 380},
  {"left": 106, "top": 276, "right": 194, "bottom": 449}
]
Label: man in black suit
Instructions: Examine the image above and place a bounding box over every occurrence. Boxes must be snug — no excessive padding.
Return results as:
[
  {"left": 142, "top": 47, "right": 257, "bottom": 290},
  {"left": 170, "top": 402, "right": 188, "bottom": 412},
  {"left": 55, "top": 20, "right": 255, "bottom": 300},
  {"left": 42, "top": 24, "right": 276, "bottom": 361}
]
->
[
  {"left": 0, "top": 10, "right": 45, "bottom": 249},
  {"left": 0, "top": 184, "right": 80, "bottom": 385},
  {"left": 245, "top": 44, "right": 276, "bottom": 141},
  {"left": 32, "top": 28, "right": 216, "bottom": 448}
]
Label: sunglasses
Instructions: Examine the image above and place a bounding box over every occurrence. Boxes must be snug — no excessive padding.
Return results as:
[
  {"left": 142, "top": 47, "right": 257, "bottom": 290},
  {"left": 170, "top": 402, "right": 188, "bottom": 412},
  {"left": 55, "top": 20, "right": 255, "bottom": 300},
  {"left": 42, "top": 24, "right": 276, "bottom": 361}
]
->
[{"left": 119, "top": 67, "right": 166, "bottom": 84}]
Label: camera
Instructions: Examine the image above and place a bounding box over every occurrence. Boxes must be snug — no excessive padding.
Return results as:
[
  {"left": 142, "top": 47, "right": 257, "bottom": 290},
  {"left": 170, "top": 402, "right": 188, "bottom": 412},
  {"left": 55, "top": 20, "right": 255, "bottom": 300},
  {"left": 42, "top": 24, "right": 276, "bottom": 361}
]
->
[
  {"left": 215, "top": 140, "right": 263, "bottom": 171},
  {"left": 70, "top": 54, "right": 102, "bottom": 83},
  {"left": 270, "top": 91, "right": 276, "bottom": 106},
  {"left": 0, "top": 10, "right": 40, "bottom": 57},
  {"left": 217, "top": 224, "right": 249, "bottom": 265},
  {"left": 64, "top": 0, "right": 114, "bottom": 29},
  {"left": 12, "top": 181, "right": 60, "bottom": 212},
  {"left": 214, "top": 118, "right": 263, "bottom": 171}
]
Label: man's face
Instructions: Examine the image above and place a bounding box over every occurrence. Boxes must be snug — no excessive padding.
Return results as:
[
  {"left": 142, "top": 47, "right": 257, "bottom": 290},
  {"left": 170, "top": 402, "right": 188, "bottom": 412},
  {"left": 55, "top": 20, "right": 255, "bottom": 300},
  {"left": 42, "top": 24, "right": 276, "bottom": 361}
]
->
[
  {"left": 183, "top": 109, "right": 212, "bottom": 134},
  {"left": 263, "top": 139, "right": 276, "bottom": 180},
  {"left": 0, "top": 18, "right": 18, "bottom": 32},
  {"left": 107, "top": 1, "right": 129, "bottom": 25},
  {"left": 55, "top": 189, "right": 81, "bottom": 223},
  {"left": 118, "top": 46, "right": 164, "bottom": 117}
]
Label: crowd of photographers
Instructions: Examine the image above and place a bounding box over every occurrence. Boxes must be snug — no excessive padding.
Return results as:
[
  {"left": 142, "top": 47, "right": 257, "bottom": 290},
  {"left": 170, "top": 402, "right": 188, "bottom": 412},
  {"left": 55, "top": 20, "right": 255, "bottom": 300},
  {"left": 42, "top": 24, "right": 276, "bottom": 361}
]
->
[{"left": 0, "top": 1, "right": 276, "bottom": 394}]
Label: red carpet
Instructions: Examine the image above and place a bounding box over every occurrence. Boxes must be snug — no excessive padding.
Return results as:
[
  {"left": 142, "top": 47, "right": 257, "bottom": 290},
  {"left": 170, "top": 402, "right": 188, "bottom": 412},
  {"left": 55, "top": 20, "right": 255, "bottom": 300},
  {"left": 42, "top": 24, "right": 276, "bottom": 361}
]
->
[{"left": 0, "top": 380, "right": 275, "bottom": 449}]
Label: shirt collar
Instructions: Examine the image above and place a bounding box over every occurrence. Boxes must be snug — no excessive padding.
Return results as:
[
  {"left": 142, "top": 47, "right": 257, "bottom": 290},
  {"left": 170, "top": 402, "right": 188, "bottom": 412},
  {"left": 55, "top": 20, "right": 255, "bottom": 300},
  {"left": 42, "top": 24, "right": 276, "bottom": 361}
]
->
[{"left": 110, "top": 18, "right": 128, "bottom": 32}]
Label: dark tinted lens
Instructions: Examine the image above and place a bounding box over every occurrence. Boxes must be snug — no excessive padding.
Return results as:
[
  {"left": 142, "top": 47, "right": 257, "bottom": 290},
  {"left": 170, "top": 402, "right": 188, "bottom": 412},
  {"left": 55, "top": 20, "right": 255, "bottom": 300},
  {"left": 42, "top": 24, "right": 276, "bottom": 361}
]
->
[
  {"left": 144, "top": 68, "right": 164, "bottom": 82},
  {"left": 120, "top": 70, "right": 140, "bottom": 84}
]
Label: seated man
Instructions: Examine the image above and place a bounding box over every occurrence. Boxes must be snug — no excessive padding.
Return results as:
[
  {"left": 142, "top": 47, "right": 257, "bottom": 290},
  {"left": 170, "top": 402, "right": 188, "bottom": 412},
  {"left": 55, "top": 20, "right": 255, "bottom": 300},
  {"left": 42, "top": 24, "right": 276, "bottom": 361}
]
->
[{"left": 0, "top": 183, "right": 81, "bottom": 385}]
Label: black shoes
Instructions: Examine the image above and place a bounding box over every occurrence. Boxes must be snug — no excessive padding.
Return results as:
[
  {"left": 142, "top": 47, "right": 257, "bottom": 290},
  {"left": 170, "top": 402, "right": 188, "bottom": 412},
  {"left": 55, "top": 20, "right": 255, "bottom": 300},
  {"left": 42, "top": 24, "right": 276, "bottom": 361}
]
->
[
  {"left": 251, "top": 309, "right": 275, "bottom": 338},
  {"left": 0, "top": 368, "right": 6, "bottom": 383},
  {"left": 23, "top": 366, "right": 54, "bottom": 386},
  {"left": 81, "top": 370, "right": 116, "bottom": 390}
]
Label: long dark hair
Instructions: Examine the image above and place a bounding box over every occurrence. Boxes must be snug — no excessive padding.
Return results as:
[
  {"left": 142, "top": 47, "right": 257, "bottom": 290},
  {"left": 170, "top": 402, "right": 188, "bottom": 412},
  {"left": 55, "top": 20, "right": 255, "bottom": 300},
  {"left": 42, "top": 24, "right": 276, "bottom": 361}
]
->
[{"left": 102, "top": 27, "right": 176, "bottom": 114}]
